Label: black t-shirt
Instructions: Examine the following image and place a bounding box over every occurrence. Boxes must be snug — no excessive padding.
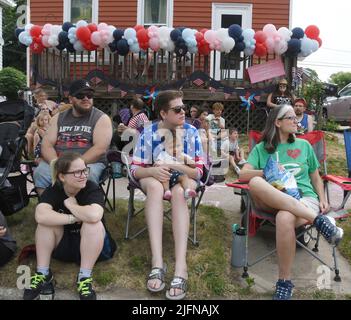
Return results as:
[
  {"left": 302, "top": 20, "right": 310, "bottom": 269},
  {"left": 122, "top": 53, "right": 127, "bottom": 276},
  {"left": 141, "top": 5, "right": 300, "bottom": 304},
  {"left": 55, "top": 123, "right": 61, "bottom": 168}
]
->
[{"left": 39, "top": 180, "right": 105, "bottom": 232}]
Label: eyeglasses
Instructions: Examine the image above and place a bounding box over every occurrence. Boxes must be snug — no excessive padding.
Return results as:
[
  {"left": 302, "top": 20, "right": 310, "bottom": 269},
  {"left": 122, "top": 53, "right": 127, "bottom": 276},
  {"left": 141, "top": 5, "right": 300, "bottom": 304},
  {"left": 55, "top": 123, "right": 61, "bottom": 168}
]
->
[
  {"left": 74, "top": 92, "right": 94, "bottom": 100},
  {"left": 64, "top": 167, "right": 90, "bottom": 178},
  {"left": 169, "top": 105, "right": 186, "bottom": 114},
  {"left": 280, "top": 116, "right": 298, "bottom": 122}
]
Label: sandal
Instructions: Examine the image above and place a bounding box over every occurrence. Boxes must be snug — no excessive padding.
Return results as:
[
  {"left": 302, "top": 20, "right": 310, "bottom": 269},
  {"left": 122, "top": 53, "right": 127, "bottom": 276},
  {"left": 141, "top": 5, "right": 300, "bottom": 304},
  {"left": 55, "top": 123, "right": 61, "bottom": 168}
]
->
[
  {"left": 165, "top": 276, "right": 187, "bottom": 300},
  {"left": 146, "top": 265, "right": 167, "bottom": 293}
]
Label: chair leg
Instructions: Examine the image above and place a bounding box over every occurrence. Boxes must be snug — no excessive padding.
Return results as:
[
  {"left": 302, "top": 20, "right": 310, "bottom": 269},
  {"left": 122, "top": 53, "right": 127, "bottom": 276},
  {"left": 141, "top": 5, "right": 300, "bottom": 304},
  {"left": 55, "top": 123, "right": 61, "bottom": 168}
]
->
[
  {"left": 313, "top": 231, "right": 321, "bottom": 252},
  {"left": 332, "top": 246, "right": 342, "bottom": 282},
  {"left": 125, "top": 187, "right": 135, "bottom": 239},
  {"left": 242, "top": 266, "right": 249, "bottom": 278},
  {"left": 112, "top": 176, "right": 116, "bottom": 212},
  {"left": 190, "top": 197, "right": 199, "bottom": 246}
]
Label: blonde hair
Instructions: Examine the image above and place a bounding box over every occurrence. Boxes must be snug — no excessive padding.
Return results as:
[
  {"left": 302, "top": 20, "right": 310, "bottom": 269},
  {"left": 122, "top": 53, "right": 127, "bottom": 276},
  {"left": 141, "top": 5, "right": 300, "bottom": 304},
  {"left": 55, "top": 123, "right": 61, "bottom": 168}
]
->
[
  {"left": 36, "top": 111, "right": 51, "bottom": 128},
  {"left": 212, "top": 102, "right": 224, "bottom": 111}
]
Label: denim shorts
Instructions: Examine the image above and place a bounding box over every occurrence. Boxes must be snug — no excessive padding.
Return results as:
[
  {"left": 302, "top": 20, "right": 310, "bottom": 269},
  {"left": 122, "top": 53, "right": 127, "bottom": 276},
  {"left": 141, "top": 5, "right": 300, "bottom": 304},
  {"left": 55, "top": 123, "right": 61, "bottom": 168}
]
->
[{"left": 34, "top": 161, "right": 106, "bottom": 189}]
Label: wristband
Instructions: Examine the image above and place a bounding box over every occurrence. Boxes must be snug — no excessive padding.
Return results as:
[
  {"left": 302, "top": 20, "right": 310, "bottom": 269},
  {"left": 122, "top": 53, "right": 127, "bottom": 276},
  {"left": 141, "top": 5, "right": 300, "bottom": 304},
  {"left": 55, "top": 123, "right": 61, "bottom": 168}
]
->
[{"left": 68, "top": 214, "right": 76, "bottom": 224}]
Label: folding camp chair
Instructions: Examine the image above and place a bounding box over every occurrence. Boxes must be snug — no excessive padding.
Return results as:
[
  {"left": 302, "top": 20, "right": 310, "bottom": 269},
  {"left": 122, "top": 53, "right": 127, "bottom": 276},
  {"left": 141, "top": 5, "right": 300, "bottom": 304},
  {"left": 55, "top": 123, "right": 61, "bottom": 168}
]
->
[
  {"left": 322, "top": 129, "right": 351, "bottom": 213},
  {"left": 226, "top": 130, "right": 349, "bottom": 281},
  {"left": 116, "top": 150, "right": 213, "bottom": 246}
]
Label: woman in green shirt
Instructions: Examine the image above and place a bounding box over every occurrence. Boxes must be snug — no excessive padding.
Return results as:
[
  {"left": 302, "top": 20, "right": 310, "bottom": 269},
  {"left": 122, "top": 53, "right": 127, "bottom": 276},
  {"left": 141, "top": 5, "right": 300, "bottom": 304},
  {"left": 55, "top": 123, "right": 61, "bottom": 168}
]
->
[{"left": 239, "top": 105, "right": 343, "bottom": 300}]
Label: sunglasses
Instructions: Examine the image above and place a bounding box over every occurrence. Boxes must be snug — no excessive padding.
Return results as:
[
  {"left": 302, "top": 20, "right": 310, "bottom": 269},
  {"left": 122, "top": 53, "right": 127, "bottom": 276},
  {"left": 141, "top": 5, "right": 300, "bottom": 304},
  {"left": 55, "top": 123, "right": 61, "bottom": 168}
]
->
[
  {"left": 64, "top": 167, "right": 90, "bottom": 178},
  {"left": 169, "top": 105, "right": 186, "bottom": 114},
  {"left": 74, "top": 92, "right": 94, "bottom": 99}
]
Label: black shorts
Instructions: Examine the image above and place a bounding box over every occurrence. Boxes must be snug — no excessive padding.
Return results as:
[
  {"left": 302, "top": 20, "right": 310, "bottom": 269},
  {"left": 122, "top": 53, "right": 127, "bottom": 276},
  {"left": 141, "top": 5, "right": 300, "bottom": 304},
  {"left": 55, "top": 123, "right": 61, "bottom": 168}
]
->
[
  {"left": 169, "top": 170, "right": 184, "bottom": 189},
  {"left": 52, "top": 228, "right": 117, "bottom": 264}
]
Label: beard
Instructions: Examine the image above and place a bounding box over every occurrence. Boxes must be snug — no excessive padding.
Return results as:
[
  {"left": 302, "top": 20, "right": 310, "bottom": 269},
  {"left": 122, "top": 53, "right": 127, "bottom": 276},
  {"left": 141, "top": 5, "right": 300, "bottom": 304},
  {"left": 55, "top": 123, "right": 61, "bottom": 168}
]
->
[{"left": 73, "top": 103, "right": 92, "bottom": 115}]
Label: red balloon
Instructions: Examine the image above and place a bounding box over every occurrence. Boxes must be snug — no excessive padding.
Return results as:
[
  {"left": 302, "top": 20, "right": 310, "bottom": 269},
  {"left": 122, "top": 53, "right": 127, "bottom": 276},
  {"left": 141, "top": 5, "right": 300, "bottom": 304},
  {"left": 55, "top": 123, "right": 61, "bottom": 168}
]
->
[
  {"left": 200, "top": 28, "right": 208, "bottom": 35},
  {"left": 137, "top": 29, "right": 149, "bottom": 50},
  {"left": 199, "top": 43, "right": 211, "bottom": 55},
  {"left": 30, "top": 25, "right": 42, "bottom": 38},
  {"left": 316, "top": 37, "right": 322, "bottom": 47},
  {"left": 87, "top": 23, "right": 98, "bottom": 33},
  {"left": 134, "top": 25, "right": 144, "bottom": 32},
  {"left": 254, "top": 31, "right": 267, "bottom": 43},
  {"left": 195, "top": 32, "right": 204, "bottom": 42},
  {"left": 305, "top": 25, "right": 320, "bottom": 40},
  {"left": 76, "top": 26, "right": 91, "bottom": 42},
  {"left": 30, "top": 39, "right": 45, "bottom": 54},
  {"left": 254, "top": 43, "right": 267, "bottom": 57}
]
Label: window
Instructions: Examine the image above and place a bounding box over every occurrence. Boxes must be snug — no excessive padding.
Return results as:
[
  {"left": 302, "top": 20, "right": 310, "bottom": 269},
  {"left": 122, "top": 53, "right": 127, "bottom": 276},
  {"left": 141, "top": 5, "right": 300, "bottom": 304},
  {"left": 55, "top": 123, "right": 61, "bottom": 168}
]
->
[
  {"left": 64, "top": 0, "right": 98, "bottom": 24},
  {"left": 137, "top": 0, "right": 173, "bottom": 27}
]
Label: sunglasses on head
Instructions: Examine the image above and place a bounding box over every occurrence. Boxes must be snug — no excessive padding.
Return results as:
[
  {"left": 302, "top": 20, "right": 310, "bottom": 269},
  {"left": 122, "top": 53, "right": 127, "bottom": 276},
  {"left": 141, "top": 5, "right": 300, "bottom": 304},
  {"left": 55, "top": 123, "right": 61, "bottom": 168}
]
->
[
  {"left": 74, "top": 92, "right": 94, "bottom": 99},
  {"left": 169, "top": 105, "right": 186, "bottom": 114}
]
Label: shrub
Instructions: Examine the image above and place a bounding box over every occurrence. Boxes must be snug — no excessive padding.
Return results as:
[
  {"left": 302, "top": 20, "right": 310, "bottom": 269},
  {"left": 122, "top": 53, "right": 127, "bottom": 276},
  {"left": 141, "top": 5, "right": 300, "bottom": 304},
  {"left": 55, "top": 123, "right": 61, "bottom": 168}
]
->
[{"left": 0, "top": 67, "right": 26, "bottom": 100}]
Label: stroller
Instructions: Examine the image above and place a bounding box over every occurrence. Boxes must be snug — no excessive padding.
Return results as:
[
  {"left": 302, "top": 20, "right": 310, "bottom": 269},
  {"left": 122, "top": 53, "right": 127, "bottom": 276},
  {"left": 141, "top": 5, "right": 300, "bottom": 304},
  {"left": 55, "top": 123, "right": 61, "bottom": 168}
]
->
[{"left": 0, "top": 99, "right": 35, "bottom": 215}]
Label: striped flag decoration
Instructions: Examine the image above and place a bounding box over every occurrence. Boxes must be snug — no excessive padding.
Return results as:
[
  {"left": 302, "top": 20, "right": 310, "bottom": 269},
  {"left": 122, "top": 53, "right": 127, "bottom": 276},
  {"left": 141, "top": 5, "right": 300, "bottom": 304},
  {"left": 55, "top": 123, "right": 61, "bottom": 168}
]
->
[{"left": 107, "top": 84, "right": 114, "bottom": 93}]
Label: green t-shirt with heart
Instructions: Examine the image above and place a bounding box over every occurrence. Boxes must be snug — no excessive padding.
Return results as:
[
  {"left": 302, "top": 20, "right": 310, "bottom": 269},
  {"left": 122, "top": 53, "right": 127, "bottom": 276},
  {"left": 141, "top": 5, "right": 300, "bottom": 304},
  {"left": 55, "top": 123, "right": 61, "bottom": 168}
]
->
[{"left": 247, "top": 138, "right": 320, "bottom": 199}]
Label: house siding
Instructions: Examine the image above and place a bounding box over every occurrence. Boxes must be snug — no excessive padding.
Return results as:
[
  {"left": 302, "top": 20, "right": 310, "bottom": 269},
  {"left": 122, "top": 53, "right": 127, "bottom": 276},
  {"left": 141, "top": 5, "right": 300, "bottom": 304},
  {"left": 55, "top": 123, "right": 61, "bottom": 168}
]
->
[
  {"left": 174, "top": 0, "right": 290, "bottom": 29},
  {"left": 30, "top": 0, "right": 290, "bottom": 29}
]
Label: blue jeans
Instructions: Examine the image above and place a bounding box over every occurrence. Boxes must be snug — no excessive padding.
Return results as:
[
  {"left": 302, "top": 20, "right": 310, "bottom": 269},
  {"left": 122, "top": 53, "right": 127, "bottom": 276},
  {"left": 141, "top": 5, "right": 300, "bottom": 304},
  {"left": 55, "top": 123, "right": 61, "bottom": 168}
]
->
[{"left": 33, "top": 161, "right": 106, "bottom": 189}]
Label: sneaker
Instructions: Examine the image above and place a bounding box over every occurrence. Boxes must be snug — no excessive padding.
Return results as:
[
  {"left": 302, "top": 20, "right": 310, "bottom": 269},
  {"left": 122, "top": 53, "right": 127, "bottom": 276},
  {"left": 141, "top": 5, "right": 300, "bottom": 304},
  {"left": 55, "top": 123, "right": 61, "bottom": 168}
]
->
[
  {"left": 273, "top": 279, "right": 294, "bottom": 300},
  {"left": 23, "top": 271, "right": 54, "bottom": 300},
  {"left": 77, "top": 277, "right": 96, "bottom": 300},
  {"left": 314, "top": 215, "right": 344, "bottom": 245}
]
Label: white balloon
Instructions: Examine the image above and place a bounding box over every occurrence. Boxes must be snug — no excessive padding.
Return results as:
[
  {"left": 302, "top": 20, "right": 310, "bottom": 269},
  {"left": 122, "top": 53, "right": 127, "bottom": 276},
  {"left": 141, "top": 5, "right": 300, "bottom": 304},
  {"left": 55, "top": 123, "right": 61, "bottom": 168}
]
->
[
  {"left": 277, "top": 27, "right": 292, "bottom": 41},
  {"left": 76, "top": 20, "right": 88, "bottom": 28},
  {"left": 221, "top": 37, "right": 235, "bottom": 53},
  {"left": 216, "top": 28, "right": 228, "bottom": 41},
  {"left": 242, "top": 28, "right": 255, "bottom": 39},
  {"left": 25, "top": 23, "right": 34, "bottom": 31}
]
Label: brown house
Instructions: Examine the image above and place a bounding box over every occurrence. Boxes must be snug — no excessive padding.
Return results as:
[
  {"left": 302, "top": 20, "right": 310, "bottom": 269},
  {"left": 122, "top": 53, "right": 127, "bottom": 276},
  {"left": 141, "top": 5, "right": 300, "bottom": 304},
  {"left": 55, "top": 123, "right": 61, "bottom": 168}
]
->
[{"left": 30, "top": 0, "right": 293, "bottom": 130}]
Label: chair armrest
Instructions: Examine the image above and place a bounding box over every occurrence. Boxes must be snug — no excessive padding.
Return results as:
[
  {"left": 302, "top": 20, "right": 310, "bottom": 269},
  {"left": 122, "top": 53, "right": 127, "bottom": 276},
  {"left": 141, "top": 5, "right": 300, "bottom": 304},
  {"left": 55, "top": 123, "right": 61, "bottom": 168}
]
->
[
  {"left": 226, "top": 179, "right": 250, "bottom": 190},
  {"left": 322, "top": 174, "right": 351, "bottom": 191}
]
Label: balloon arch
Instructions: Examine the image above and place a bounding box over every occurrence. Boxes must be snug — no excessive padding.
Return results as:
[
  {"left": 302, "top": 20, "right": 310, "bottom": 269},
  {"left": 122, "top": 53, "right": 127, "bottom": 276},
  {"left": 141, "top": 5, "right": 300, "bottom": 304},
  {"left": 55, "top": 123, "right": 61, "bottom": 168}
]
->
[{"left": 15, "top": 21, "right": 322, "bottom": 58}]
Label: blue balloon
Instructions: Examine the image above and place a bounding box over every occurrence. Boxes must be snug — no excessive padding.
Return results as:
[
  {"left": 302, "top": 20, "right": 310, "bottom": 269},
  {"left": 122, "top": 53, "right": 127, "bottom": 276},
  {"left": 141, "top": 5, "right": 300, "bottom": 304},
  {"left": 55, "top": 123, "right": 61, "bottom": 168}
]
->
[
  {"left": 170, "top": 29, "right": 182, "bottom": 42},
  {"left": 62, "top": 22, "right": 74, "bottom": 32},
  {"left": 66, "top": 42, "right": 75, "bottom": 53},
  {"left": 15, "top": 28, "right": 24, "bottom": 39},
  {"left": 228, "top": 24, "right": 242, "bottom": 40},
  {"left": 108, "top": 40, "right": 118, "bottom": 52},
  {"left": 116, "top": 39, "right": 129, "bottom": 56},
  {"left": 286, "top": 39, "right": 301, "bottom": 56},
  {"left": 113, "top": 29, "right": 124, "bottom": 41},
  {"left": 58, "top": 31, "right": 68, "bottom": 44},
  {"left": 291, "top": 27, "right": 305, "bottom": 39},
  {"left": 234, "top": 41, "right": 245, "bottom": 52}
]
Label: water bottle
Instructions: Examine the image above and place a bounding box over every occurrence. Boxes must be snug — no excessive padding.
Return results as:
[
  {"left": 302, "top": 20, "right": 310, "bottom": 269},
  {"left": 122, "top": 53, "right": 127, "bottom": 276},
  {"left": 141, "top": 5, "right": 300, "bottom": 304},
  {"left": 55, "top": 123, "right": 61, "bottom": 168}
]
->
[
  {"left": 39, "top": 281, "right": 55, "bottom": 300},
  {"left": 111, "top": 161, "right": 123, "bottom": 178},
  {"left": 231, "top": 225, "right": 246, "bottom": 268}
]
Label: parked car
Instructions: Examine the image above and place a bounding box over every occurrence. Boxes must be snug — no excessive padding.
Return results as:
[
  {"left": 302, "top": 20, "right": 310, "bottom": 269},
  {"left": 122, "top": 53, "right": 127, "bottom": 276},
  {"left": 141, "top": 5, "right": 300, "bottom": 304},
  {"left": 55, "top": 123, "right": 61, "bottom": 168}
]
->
[{"left": 323, "top": 83, "right": 351, "bottom": 124}]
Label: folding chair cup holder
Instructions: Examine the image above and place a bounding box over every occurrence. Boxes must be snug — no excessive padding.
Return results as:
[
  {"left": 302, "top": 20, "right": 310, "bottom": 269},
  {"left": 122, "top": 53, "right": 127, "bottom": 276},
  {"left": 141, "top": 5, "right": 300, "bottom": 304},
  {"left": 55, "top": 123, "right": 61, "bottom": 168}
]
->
[{"left": 226, "top": 130, "right": 351, "bottom": 282}]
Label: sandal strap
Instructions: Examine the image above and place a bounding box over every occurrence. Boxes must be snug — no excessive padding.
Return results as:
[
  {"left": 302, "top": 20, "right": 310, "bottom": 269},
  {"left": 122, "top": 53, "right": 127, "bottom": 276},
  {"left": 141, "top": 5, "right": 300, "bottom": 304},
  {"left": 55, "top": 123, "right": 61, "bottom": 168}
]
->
[
  {"left": 148, "top": 267, "right": 166, "bottom": 282},
  {"left": 170, "top": 276, "right": 187, "bottom": 291}
]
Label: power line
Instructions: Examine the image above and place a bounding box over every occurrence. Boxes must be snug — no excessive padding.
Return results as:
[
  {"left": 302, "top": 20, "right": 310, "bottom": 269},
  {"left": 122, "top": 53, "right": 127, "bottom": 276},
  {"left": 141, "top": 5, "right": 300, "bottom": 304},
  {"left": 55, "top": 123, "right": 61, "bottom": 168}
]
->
[{"left": 298, "top": 63, "right": 351, "bottom": 69}]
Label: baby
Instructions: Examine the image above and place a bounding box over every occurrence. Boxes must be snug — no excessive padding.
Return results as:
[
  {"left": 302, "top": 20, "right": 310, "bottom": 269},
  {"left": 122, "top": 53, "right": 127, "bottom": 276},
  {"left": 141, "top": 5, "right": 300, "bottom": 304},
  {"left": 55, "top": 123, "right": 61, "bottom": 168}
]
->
[
  {"left": 155, "top": 132, "right": 197, "bottom": 200},
  {"left": 33, "top": 111, "right": 51, "bottom": 164}
]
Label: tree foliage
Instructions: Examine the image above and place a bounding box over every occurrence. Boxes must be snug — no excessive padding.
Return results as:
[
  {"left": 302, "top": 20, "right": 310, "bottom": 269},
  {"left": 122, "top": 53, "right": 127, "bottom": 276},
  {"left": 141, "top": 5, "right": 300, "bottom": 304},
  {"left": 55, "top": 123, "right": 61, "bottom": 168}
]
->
[
  {"left": 0, "top": 67, "right": 26, "bottom": 99},
  {"left": 329, "top": 72, "right": 351, "bottom": 91},
  {"left": 3, "top": 0, "right": 26, "bottom": 72}
]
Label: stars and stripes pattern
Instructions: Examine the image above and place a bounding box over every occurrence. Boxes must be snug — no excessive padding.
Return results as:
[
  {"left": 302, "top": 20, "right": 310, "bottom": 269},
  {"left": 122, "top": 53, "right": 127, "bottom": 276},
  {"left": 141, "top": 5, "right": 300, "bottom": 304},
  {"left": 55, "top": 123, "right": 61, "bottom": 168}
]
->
[{"left": 193, "top": 78, "right": 204, "bottom": 87}]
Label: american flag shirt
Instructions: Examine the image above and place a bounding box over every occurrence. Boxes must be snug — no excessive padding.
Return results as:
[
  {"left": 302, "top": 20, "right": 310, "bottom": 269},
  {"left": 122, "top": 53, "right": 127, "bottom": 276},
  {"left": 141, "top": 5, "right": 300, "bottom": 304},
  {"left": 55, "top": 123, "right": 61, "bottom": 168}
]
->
[{"left": 131, "top": 122, "right": 204, "bottom": 180}]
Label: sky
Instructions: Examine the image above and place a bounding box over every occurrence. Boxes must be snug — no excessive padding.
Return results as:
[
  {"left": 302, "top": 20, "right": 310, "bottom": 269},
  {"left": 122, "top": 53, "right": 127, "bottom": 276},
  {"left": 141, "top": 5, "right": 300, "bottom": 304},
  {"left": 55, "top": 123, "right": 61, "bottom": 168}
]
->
[{"left": 291, "top": 0, "right": 351, "bottom": 82}]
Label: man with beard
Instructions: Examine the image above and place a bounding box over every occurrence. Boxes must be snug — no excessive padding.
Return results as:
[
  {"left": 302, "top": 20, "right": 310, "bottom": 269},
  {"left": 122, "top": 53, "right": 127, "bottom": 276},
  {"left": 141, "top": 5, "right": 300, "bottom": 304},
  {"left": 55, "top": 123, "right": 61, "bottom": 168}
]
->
[
  {"left": 293, "top": 98, "right": 314, "bottom": 134},
  {"left": 33, "top": 79, "right": 112, "bottom": 196}
]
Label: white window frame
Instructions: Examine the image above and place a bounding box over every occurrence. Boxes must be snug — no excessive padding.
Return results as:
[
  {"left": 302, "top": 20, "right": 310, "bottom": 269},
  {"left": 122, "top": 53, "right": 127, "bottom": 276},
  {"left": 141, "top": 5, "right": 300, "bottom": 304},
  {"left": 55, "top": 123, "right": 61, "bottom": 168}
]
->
[
  {"left": 63, "top": 0, "right": 99, "bottom": 62},
  {"left": 211, "top": 3, "right": 252, "bottom": 80},
  {"left": 63, "top": 0, "right": 99, "bottom": 24},
  {"left": 137, "top": 0, "right": 173, "bottom": 27}
]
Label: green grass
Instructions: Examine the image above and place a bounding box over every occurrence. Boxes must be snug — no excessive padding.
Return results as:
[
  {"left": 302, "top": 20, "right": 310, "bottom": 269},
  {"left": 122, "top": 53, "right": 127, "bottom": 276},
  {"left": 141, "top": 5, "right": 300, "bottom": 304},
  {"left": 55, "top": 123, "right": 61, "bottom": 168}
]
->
[{"left": 0, "top": 200, "right": 245, "bottom": 299}]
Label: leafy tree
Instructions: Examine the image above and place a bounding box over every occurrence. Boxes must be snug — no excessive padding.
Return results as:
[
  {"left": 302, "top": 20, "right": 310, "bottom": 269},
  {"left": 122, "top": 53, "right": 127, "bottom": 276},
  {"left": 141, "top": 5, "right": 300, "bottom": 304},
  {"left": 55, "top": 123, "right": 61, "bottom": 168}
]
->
[
  {"left": 302, "top": 79, "right": 325, "bottom": 129},
  {"left": 0, "top": 67, "right": 26, "bottom": 100},
  {"left": 3, "top": 0, "right": 26, "bottom": 72},
  {"left": 329, "top": 71, "right": 351, "bottom": 90}
]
